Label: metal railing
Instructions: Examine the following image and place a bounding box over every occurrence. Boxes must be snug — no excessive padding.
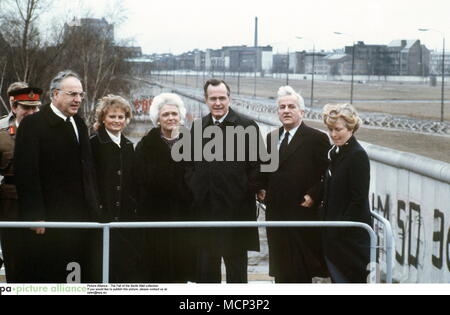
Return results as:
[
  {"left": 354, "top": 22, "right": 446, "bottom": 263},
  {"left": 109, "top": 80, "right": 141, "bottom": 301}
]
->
[
  {"left": 371, "top": 211, "right": 395, "bottom": 283},
  {"left": 0, "top": 219, "right": 393, "bottom": 284}
]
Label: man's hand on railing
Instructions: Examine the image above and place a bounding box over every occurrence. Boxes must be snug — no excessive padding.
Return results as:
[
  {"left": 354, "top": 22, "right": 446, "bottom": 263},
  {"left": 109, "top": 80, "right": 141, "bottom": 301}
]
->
[{"left": 31, "top": 221, "right": 46, "bottom": 235}]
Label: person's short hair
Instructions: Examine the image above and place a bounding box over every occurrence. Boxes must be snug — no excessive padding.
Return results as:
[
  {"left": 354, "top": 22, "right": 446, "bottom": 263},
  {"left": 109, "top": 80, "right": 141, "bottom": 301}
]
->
[
  {"left": 94, "top": 95, "right": 133, "bottom": 131},
  {"left": 277, "top": 86, "right": 305, "bottom": 110},
  {"left": 149, "top": 93, "right": 187, "bottom": 126},
  {"left": 50, "top": 70, "right": 82, "bottom": 99},
  {"left": 7, "top": 82, "right": 29, "bottom": 98},
  {"left": 203, "top": 79, "right": 231, "bottom": 98},
  {"left": 322, "top": 103, "right": 362, "bottom": 133}
]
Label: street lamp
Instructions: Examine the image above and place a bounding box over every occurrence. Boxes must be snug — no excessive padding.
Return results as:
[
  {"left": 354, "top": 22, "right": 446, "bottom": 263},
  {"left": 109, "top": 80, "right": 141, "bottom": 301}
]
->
[
  {"left": 297, "top": 36, "right": 316, "bottom": 108},
  {"left": 286, "top": 48, "right": 290, "bottom": 86},
  {"left": 334, "top": 32, "right": 356, "bottom": 105},
  {"left": 419, "top": 28, "right": 446, "bottom": 122}
]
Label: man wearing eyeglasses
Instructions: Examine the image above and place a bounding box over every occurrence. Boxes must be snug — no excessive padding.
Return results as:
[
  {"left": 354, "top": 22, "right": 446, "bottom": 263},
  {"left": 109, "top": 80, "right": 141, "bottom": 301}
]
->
[{"left": 14, "top": 70, "right": 99, "bottom": 283}]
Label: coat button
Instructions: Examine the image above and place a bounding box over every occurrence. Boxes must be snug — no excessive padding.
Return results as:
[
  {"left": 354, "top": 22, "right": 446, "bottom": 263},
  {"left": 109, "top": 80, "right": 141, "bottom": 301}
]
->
[
  {"left": 117, "top": 170, "right": 122, "bottom": 176},
  {"left": 117, "top": 186, "right": 121, "bottom": 191},
  {"left": 116, "top": 201, "right": 120, "bottom": 207}
]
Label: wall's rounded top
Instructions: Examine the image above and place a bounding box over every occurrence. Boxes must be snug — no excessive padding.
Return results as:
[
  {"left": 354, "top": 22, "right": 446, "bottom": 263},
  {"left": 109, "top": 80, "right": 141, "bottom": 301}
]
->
[{"left": 361, "top": 141, "right": 450, "bottom": 184}]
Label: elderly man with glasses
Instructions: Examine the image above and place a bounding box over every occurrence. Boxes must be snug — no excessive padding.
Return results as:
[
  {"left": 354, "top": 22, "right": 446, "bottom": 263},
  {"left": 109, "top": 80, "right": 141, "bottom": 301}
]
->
[{"left": 14, "top": 70, "right": 99, "bottom": 283}]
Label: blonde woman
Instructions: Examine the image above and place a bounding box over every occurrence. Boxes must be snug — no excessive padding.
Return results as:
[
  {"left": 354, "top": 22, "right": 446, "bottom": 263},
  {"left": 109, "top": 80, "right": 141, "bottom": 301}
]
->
[
  {"left": 90, "top": 94, "right": 141, "bottom": 282},
  {"left": 321, "top": 104, "right": 371, "bottom": 283}
]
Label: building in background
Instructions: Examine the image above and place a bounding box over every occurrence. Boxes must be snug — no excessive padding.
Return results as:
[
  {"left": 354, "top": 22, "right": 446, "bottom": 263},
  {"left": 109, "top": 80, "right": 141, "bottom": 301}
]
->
[
  {"left": 429, "top": 50, "right": 450, "bottom": 76},
  {"left": 222, "top": 46, "right": 273, "bottom": 73},
  {"left": 273, "top": 53, "right": 289, "bottom": 74},
  {"left": 387, "top": 40, "right": 430, "bottom": 76},
  {"left": 194, "top": 50, "right": 206, "bottom": 71},
  {"left": 289, "top": 51, "right": 329, "bottom": 75},
  {"left": 205, "top": 49, "right": 225, "bottom": 72},
  {"left": 345, "top": 42, "right": 392, "bottom": 76},
  {"left": 177, "top": 50, "right": 196, "bottom": 70},
  {"left": 323, "top": 52, "right": 352, "bottom": 76}
]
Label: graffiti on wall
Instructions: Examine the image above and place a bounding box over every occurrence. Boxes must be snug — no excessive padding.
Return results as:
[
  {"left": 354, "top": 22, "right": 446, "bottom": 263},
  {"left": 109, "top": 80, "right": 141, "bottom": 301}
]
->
[{"left": 372, "top": 193, "right": 450, "bottom": 275}]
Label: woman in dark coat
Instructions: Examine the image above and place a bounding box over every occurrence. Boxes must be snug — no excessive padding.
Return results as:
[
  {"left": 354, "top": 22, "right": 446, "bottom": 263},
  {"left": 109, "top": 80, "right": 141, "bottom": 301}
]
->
[
  {"left": 135, "top": 93, "right": 195, "bottom": 283},
  {"left": 90, "top": 94, "right": 141, "bottom": 283},
  {"left": 321, "top": 104, "right": 372, "bottom": 283}
]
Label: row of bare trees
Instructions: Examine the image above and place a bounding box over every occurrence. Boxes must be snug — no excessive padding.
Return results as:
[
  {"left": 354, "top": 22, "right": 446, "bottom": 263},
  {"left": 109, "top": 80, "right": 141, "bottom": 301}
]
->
[{"left": 0, "top": 0, "right": 137, "bottom": 122}]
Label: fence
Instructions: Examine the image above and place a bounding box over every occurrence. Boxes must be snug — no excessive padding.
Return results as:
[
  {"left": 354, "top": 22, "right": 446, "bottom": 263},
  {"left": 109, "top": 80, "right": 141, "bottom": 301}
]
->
[{"left": 0, "top": 218, "right": 393, "bottom": 284}]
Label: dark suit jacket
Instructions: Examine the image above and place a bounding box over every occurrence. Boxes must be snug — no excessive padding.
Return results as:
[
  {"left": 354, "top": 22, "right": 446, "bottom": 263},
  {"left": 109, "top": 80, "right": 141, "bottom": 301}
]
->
[
  {"left": 264, "top": 122, "right": 331, "bottom": 280},
  {"left": 185, "top": 108, "right": 261, "bottom": 254},
  {"left": 15, "top": 105, "right": 99, "bottom": 222},
  {"left": 321, "top": 135, "right": 372, "bottom": 283},
  {"left": 14, "top": 105, "right": 99, "bottom": 283}
]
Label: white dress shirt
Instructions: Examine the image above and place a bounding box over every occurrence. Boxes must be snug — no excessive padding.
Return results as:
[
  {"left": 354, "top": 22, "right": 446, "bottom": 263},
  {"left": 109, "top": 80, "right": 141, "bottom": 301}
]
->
[
  {"left": 212, "top": 111, "right": 229, "bottom": 125},
  {"left": 50, "top": 103, "right": 79, "bottom": 142},
  {"left": 106, "top": 129, "right": 122, "bottom": 148}
]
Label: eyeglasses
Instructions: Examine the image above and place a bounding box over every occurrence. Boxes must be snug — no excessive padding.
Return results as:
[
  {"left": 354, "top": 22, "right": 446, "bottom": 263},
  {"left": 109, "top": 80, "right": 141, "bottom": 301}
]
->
[{"left": 57, "top": 89, "right": 86, "bottom": 99}]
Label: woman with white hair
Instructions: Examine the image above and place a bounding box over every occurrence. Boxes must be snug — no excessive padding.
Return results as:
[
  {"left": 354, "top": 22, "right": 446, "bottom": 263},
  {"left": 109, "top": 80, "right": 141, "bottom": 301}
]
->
[
  {"left": 135, "top": 93, "right": 195, "bottom": 283},
  {"left": 321, "top": 103, "right": 372, "bottom": 283}
]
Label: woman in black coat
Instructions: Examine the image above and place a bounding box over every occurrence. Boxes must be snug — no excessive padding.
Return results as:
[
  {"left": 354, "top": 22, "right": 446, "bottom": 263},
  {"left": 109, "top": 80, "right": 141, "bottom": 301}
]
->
[
  {"left": 321, "top": 104, "right": 372, "bottom": 283},
  {"left": 90, "top": 95, "right": 141, "bottom": 283},
  {"left": 135, "top": 93, "right": 195, "bottom": 283}
]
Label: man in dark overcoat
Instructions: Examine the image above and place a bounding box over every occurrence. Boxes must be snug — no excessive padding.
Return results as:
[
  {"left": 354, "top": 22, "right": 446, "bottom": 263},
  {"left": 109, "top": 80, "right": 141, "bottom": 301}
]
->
[
  {"left": 185, "top": 79, "right": 261, "bottom": 283},
  {"left": 14, "top": 70, "right": 99, "bottom": 283},
  {"left": 262, "top": 86, "right": 330, "bottom": 283}
]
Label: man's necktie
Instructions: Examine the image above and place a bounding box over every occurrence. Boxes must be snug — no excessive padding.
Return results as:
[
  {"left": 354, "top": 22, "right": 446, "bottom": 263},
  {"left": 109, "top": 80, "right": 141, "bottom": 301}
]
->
[
  {"left": 279, "top": 131, "right": 290, "bottom": 159},
  {"left": 65, "top": 117, "right": 78, "bottom": 143}
]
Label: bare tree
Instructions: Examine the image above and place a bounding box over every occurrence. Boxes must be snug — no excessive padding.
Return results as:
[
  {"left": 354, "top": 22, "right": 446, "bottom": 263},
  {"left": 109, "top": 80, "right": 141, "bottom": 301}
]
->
[
  {"left": 59, "top": 1, "right": 134, "bottom": 122},
  {"left": 0, "top": 0, "right": 136, "bottom": 120},
  {"left": 0, "top": 0, "right": 50, "bottom": 83},
  {"left": 0, "top": 56, "right": 9, "bottom": 113}
]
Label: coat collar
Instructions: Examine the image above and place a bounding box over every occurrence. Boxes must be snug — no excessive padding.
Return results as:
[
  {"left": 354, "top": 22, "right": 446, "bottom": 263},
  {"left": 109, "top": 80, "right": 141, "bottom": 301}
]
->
[
  {"left": 330, "top": 135, "right": 357, "bottom": 157},
  {"left": 42, "top": 104, "right": 66, "bottom": 127},
  {"left": 328, "top": 135, "right": 358, "bottom": 168},
  {"left": 203, "top": 107, "right": 240, "bottom": 127},
  {"left": 42, "top": 104, "right": 84, "bottom": 129},
  {"left": 97, "top": 126, "right": 132, "bottom": 146}
]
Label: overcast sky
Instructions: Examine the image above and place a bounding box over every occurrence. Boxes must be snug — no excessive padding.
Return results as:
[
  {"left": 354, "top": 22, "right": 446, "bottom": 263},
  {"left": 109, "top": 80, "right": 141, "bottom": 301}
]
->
[{"left": 53, "top": 0, "right": 450, "bottom": 54}]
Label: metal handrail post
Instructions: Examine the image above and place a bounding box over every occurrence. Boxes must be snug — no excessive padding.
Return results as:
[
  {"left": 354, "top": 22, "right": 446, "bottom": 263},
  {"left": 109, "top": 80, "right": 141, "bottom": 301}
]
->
[
  {"left": 371, "top": 211, "right": 394, "bottom": 283},
  {"left": 102, "top": 225, "right": 111, "bottom": 284},
  {"left": 0, "top": 221, "right": 380, "bottom": 284},
  {"left": 109, "top": 221, "right": 378, "bottom": 284}
]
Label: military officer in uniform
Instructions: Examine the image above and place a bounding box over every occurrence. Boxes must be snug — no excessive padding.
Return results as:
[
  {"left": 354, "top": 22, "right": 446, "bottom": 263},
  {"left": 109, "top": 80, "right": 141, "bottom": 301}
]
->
[
  {"left": 0, "top": 82, "right": 29, "bottom": 129},
  {"left": 0, "top": 86, "right": 41, "bottom": 282},
  {"left": 0, "top": 82, "right": 27, "bottom": 275}
]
